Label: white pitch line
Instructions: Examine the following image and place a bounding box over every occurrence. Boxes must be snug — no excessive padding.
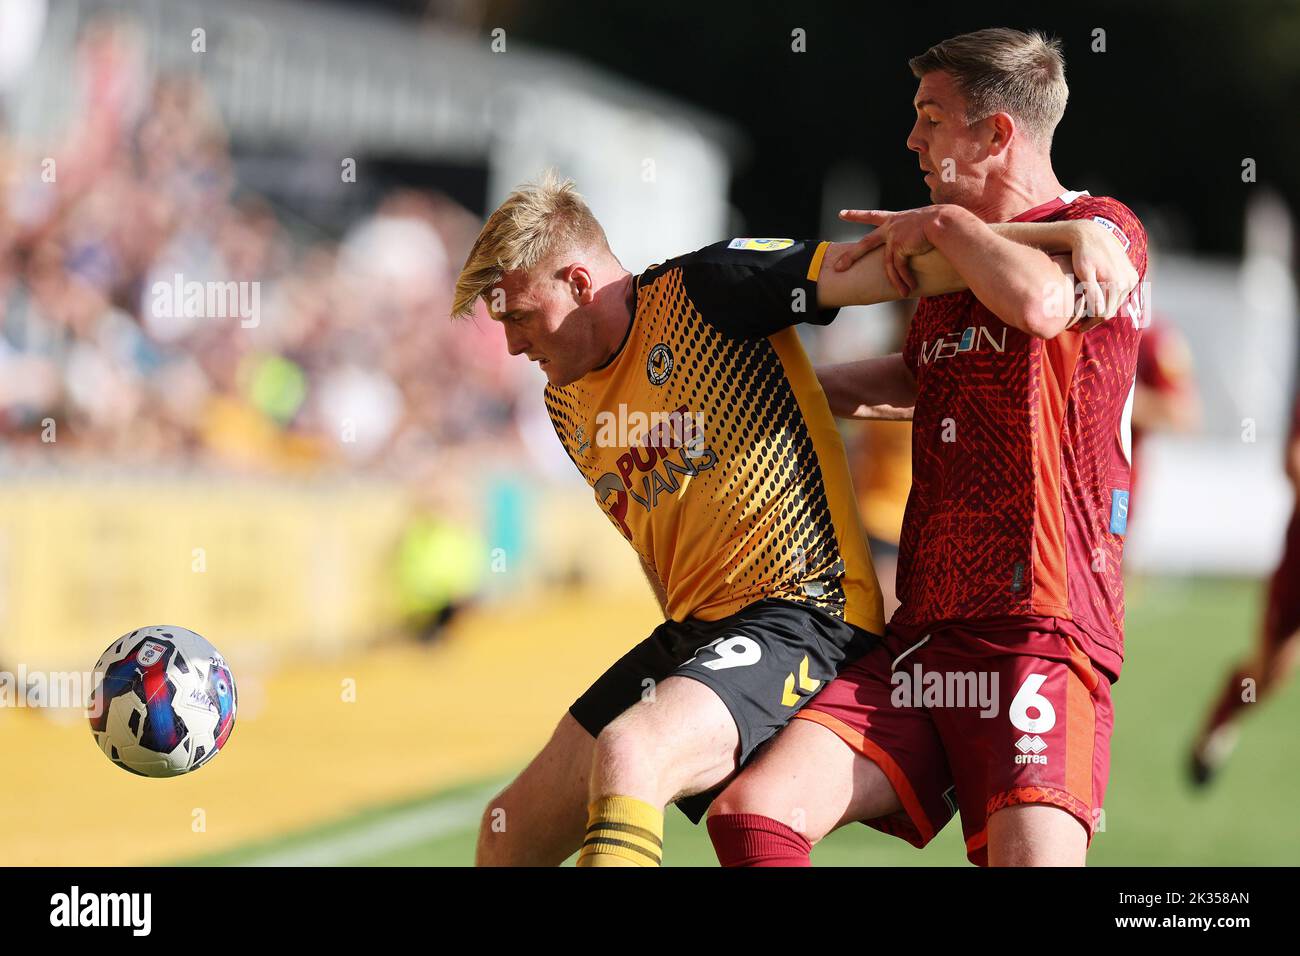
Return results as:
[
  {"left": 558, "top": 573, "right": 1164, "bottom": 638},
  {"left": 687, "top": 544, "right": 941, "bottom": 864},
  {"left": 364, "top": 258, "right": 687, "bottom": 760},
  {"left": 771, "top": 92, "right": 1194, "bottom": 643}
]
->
[{"left": 241, "top": 785, "right": 501, "bottom": 867}]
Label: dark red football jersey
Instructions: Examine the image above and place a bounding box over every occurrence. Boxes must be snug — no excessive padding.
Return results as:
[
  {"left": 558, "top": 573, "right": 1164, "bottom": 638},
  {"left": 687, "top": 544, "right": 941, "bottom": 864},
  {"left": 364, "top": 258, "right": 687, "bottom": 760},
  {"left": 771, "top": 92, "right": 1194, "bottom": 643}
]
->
[{"left": 893, "top": 192, "right": 1148, "bottom": 678}]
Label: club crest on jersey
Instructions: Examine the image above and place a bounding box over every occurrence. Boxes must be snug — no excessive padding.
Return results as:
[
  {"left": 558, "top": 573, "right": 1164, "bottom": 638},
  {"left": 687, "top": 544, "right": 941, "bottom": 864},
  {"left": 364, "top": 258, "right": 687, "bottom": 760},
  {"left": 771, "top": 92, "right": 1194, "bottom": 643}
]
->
[
  {"left": 573, "top": 425, "right": 591, "bottom": 456},
  {"left": 647, "top": 344, "right": 674, "bottom": 386},
  {"left": 726, "top": 238, "right": 794, "bottom": 252}
]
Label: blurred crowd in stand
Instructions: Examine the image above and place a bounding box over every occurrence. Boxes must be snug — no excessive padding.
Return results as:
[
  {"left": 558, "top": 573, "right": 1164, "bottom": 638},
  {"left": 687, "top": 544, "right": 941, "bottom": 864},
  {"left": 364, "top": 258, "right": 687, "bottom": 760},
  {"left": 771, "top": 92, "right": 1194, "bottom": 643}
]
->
[
  {"left": 0, "top": 16, "right": 581, "bottom": 634},
  {"left": 0, "top": 18, "right": 551, "bottom": 498}
]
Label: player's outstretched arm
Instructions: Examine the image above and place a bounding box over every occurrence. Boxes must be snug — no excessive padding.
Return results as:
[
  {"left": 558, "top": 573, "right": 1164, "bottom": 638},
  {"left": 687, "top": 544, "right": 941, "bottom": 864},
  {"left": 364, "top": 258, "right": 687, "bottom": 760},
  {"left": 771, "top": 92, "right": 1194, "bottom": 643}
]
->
[
  {"left": 816, "top": 242, "right": 968, "bottom": 308},
  {"left": 815, "top": 226, "right": 1079, "bottom": 317},
  {"left": 816, "top": 353, "right": 916, "bottom": 420},
  {"left": 833, "top": 206, "right": 1138, "bottom": 338}
]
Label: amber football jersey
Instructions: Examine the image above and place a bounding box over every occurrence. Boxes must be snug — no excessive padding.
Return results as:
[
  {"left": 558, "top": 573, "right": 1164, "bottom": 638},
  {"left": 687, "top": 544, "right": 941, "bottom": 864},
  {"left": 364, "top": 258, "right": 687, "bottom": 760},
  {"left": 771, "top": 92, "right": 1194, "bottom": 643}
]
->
[{"left": 543, "top": 239, "right": 883, "bottom": 637}]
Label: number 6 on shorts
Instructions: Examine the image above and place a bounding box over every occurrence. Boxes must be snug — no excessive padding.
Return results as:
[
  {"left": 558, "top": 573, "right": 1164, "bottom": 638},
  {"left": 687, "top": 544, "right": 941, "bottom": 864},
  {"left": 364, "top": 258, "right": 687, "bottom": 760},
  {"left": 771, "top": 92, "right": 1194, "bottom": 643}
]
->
[{"left": 1009, "top": 672, "right": 1056, "bottom": 734}]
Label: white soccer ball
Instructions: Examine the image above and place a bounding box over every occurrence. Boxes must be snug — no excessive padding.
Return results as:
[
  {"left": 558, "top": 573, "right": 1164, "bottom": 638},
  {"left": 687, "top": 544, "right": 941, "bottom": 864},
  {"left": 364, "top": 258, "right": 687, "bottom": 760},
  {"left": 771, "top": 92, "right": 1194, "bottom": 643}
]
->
[{"left": 87, "top": 626, "right": 238, "bottom": 777}]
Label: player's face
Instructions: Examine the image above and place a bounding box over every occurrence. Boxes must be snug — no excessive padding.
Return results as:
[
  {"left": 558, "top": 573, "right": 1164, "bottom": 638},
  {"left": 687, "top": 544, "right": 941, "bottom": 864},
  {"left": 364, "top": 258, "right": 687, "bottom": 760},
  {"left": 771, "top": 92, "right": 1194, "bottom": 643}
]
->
[
  {"left": 489, "top": 268, "right": 598, "bottom": 387},
  {"left": 906, "top": 71, "right": 989, "bottom": 207}
]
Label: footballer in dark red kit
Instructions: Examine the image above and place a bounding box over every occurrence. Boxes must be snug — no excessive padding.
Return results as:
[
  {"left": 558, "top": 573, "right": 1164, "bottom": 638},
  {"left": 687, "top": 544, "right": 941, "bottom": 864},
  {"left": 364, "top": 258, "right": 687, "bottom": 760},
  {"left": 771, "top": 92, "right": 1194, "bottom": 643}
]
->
[
  {"left": 707, "top": 27, "right": 1147, "bottom": 868},
  {"left": 799, "top": 190, "right": 1146, "bottom": 866}
]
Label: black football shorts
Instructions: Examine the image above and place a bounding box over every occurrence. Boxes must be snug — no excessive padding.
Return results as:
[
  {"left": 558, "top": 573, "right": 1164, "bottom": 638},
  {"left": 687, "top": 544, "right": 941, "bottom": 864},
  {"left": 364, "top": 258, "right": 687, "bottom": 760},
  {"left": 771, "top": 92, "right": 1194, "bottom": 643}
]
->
[{"left": 569, "top": 597, "right": 877, "bottom": 823}]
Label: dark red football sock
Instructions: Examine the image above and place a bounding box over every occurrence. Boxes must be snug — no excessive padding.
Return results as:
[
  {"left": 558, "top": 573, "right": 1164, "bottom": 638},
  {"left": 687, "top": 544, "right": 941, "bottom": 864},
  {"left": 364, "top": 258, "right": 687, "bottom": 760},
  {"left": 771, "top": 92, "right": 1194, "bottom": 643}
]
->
[
  {"left": 707, "top": 813, "right": 812, "bottom": 867},
  {"left": 1203, "top": 665, "right": 1253, "bottom": 735}
]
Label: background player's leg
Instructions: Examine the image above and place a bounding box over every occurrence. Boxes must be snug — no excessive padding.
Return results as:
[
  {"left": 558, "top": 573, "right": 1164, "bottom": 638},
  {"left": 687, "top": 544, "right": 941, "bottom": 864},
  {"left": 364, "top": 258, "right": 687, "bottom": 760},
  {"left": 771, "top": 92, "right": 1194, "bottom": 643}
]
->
[
  {"left": 475, "top": 713, "right": 593, "bottom": 866},
  {"left": 1192, "top": 633, "right": 1300, "bottom": 785},
  {"left": 1191, "top": 527, "right": 1300, "bottom": 785},
  {"left": 707, "top": 718, "right": 902, "bottom": 865},
  {"left": 1263, "top": 631, "right": 1300, "bottom": 692},
  {"left": 986, "top": 804, "right": 1087, "bottom": 866}
]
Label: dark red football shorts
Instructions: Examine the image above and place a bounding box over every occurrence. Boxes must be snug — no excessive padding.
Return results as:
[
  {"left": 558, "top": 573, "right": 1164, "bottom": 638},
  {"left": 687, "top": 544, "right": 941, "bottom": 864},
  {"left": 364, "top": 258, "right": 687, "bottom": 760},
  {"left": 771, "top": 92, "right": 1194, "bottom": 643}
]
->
[{"left": 794, "top": 621, "right": 1114, "bottom": 865}]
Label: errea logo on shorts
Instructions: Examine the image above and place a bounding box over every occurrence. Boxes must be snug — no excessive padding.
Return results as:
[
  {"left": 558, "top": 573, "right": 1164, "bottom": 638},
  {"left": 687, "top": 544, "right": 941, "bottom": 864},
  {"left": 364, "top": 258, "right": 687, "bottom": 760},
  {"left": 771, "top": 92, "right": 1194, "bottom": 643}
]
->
[
  {"left": 1011, "top": 674, "right": 1055, "bottom": 765},
  {"left": 1015, "top": 734, "right": 1048, "bottom": 764}
]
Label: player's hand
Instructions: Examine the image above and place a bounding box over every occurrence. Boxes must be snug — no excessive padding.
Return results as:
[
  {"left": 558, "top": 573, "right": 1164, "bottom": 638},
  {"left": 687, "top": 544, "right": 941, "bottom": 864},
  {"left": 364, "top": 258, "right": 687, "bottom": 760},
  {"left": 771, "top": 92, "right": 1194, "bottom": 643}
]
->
[
  {"left": 1066, "top": 220, "right": 1140, "bottom": 331},
  {"left": 833, "top": 207, "right": 946, "bottom": 298}
]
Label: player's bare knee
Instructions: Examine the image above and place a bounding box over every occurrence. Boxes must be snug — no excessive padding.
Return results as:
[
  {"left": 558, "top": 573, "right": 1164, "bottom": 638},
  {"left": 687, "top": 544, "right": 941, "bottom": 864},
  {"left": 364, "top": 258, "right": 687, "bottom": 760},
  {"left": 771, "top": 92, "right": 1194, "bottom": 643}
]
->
[
  {"left": 474, "top": 788, "right": 517, "bottom": 865},
  {"left": 594, "top": 706, "right": 706, "bottom": 805},
  {"left": 987, "top": 804, "right": 1087, "bottom": 867},
  {"left": 708, "top": 786, "right": 830, "bottom": 845},
  {"left": 708, "top": 773, "right": 765, "bottom": 818},
  {"left": 593, "top": 712, "right": 657, "bottom": 775}
]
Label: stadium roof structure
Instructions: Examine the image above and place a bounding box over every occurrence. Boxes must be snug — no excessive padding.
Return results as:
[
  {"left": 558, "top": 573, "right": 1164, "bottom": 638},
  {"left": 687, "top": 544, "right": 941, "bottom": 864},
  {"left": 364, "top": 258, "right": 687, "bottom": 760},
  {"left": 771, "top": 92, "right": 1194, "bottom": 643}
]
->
[{"left": 17, "top": 0, "right": 740, "bottom": 268}]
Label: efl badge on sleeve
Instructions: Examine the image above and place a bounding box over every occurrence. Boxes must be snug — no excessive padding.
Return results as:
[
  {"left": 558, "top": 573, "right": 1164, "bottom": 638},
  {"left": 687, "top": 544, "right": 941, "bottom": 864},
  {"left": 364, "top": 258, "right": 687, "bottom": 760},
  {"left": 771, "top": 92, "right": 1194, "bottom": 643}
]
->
[{"left": 727, "top": 238, "right": 794, "bottom": 252}]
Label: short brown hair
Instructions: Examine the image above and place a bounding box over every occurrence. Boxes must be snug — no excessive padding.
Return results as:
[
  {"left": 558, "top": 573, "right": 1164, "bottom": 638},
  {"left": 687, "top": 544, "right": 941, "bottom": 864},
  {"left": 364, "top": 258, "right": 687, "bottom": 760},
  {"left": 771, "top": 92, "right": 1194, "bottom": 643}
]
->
[
  {"left": 909, "top": 28, "right": 1068, "bottom": 146},
  {"left": 451, "top": 170, "right": 608, "bottom": 319}
]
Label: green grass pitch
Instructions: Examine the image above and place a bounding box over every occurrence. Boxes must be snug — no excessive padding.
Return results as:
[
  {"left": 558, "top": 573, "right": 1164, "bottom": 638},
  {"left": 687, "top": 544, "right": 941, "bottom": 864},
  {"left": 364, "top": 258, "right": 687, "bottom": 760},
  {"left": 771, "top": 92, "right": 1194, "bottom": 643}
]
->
[{"left": 183, "top": 577, "right": 1299, "bottom": 866}]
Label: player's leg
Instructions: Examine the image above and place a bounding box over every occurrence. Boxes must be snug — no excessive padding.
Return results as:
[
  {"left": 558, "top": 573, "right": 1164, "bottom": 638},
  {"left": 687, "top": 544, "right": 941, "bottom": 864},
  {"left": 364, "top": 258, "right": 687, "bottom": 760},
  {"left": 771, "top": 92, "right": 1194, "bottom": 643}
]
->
[
  {"left": 1191, "top": 530, "right": 1300, "bottom": 785},
  {"left": 706, "top": 639, "right": 956, "bottom": 866},
  {"left": 580, "top": 674, "right": 738, "bottom": 866},
  {"left": 1262, "top": 628, "right": 1300, "bottom": 690},
  {"left": 475, "top": 712, "right": 593, "bottom": 866},
  {"left": 1191, "top": 630, "right": 1300, "bottom": 785},
  {"left": 589, "top": 674, "right": 740, "bottom": 807},
  {"left": 1191, "top": 662, "right": 1256, "bottom": 786},
  {"left": 478, "top": 619, "right": 687, "bottom": 866},
  {"left": 933, "top": 629, "right": 1113, "bottom": 867},
  {"left": 577, "top": 599, "right": 875, "bottom": 867},
  {"left": 706, "top": 717, "right": 902, "bottom": 865},
  {"left": 986, "top": 804, "right": 1087, "bottom": 866}
]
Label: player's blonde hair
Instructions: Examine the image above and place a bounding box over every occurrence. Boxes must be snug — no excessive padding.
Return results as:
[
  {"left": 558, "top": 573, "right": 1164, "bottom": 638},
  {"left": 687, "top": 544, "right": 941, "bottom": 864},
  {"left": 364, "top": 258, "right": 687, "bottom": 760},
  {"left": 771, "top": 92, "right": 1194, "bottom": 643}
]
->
[
  {"left": 909, "top": 28, "right": 1068, "bottom": 146},
  {"left": 451, "top": 170, "right": 610, "bottom": 319}
]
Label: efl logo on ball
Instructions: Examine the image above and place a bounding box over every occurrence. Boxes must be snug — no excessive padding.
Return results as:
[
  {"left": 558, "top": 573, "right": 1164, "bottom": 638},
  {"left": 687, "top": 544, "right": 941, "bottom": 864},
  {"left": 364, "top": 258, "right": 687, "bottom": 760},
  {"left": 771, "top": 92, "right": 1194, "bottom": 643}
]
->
[{"left": 87, "top": 626, "right": 238, "bottom": 778}]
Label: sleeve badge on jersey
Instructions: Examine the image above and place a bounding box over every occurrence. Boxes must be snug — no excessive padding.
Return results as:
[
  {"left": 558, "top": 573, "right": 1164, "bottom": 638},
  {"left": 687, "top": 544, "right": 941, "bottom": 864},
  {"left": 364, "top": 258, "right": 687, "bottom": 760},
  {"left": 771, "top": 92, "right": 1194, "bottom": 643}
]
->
[
  {"left": 727, "top": 238, "right": 794, "bottom": 252},
  {"left": 1091, "top": 216, "right": 1131, "bottom": 252},
  {"left": 1109, "top": 489, "right": 1130, "bottom": 535}
]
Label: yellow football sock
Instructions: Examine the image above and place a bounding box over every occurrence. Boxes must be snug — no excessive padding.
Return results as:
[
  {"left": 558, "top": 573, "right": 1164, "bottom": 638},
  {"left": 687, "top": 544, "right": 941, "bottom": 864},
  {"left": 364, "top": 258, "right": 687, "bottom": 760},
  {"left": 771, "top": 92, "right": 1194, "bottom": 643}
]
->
[{"left": 576, "top": 795, "right": 663, "bottom": 867}]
